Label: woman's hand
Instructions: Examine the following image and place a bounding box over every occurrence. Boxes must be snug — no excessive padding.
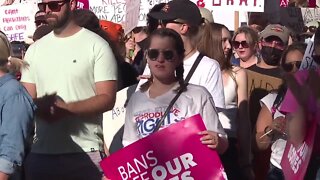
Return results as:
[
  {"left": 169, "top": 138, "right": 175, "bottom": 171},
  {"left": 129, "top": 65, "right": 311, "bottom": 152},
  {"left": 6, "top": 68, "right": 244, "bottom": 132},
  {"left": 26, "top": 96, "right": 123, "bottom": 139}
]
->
[{"left": 199, "top": 130, "right": 220, "bottom": 149}]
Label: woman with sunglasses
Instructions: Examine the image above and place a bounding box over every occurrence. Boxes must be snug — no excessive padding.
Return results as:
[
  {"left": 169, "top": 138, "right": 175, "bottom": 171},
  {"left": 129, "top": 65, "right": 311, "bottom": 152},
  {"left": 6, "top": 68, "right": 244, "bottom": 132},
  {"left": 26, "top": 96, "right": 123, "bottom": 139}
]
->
[
  {"left": 122, "top": 28, "right": 228, "bottom": 155},
  {"left": 232, "top": 26, "right": 260, "bottom": 68},
  {"left": 198, "top": 23, "right": 253, "bottom": 180},
  {"left": 255, "top": 42, "right": 307, "bottom": 179},
  {"left": 281, "top": 42, "right": 306, "bottom": 73}
]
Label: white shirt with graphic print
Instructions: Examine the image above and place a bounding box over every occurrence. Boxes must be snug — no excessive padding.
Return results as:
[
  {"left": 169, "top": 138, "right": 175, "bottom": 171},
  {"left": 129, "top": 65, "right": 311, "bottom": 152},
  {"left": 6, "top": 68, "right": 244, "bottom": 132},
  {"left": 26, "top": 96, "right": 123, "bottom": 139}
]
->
[{"left": 123, "top": 83, "right": 226, "bottom": 146}]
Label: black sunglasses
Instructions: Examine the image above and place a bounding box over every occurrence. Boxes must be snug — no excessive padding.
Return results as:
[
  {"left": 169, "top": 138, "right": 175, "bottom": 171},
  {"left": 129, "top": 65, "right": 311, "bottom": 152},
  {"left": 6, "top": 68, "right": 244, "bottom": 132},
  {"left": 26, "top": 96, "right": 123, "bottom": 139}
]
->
[
  {"left": 312, "top": 55, "right": 320, "bottom": 65},
  {"left": 38, "top": 0, "right": 68, "bottom": 12},
  {"left": 282, "top": 61, "right": 302, "bottom": 72},
  {"left": 159, "top": 20, "right": 184, "bottom": 27},
  {"left": 303, "top": 26, "right": 318, "bottom": 33},
  {"left": 232, "top": 41, "right": 250, "bottom": 49},
  {"left": 147, "top": 49, "right": 175, "bottom": 61}
]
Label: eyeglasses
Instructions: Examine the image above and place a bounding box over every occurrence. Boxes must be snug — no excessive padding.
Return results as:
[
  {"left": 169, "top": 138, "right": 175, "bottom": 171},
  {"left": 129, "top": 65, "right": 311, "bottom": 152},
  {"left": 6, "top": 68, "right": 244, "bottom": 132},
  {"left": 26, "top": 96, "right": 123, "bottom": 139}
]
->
[
  {"left": 232, "top": 41, "right": 250, "bottom": 49},
  {"left": 147, "top": 49, "right": 175, "bottom": 61},
  {"left": 159, "top": 20, "right": 184, "bottom": 28},
  {"left": 312, "top": 55, "right": 320, "bottom": 64},
  {"left": 302, "top": 26, "right": 318, "bottom": 33},
  {"left": 282, "top": 61, "right": 302, "bottom": 72},
  {"left": 38, "top": 0, "right": 68, "bottom": 12}
]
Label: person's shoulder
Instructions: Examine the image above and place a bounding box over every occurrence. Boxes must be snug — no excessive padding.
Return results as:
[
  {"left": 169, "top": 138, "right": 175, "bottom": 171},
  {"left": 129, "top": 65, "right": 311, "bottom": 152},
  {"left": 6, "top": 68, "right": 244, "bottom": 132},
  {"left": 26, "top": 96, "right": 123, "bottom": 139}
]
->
[
  {"left": 232, "top": 66, "right": 247, "bottom": 79},
  {"left": 200, "top": 55, "right": 220, "bottom": 67},
  {"left": 1, "top": 77, "right": 26, "bottom": 99},
  {"left": 186, "top": 84, "right": 211, "bottom": 97}
]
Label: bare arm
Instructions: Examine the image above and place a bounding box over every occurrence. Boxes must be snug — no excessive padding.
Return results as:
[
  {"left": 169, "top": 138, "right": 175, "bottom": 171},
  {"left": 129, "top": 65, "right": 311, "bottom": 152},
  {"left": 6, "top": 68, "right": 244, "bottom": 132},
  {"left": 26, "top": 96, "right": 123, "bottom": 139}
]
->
[
  {"left": 235, "top": 68, "right": 252, "bottom": 165},
  {"left": 255, "top": 104, "right": 273, "bottom": 150},
  {"left": 21, "top": 82, "right": 36, "bottom": 99}
]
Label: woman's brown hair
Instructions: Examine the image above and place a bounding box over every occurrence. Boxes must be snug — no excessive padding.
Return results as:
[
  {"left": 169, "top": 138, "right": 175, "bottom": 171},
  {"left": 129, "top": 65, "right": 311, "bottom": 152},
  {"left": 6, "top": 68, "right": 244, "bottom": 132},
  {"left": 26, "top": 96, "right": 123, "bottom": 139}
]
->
[{"left": 197, "top": 22, "right": 232, "bottom": 71}]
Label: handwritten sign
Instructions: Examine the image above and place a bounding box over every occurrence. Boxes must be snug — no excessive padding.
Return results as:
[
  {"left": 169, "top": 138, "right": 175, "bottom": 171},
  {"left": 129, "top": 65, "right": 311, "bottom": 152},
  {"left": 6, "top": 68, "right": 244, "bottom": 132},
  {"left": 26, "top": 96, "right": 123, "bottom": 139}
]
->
[
  {"left": 301, "top": 8, "right": 320, "bottom": 24},
  {"left": 103, "top": 87, "right": 129, "bottom": 149},
  {"left": 89, "top": 0, "right": 170, "bottom": 27},
  {"left": 300, "top": 35, "right": 319, "bottom": 70},
  {"left": 124, "top": 0, "right": 141, "bottom": 34},
  {"left": 192, "top": 0, "right": 264, "bottom": 12},
  {"left": 0, "top": 2, "right": 37, "bottom": 42},
  {"left": 100, "top": 114, "right": 227, "bottom": 180}
]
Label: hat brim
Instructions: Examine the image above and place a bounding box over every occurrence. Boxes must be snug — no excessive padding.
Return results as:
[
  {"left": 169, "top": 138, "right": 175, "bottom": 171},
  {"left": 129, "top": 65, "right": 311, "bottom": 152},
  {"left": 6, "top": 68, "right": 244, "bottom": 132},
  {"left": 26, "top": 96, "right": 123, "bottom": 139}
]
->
[
  {"left": 262, "top": 32, "right": 287, "bottom": 43},
  {"left": 148, "top": 11, "right": 177, "bottom": 21}
]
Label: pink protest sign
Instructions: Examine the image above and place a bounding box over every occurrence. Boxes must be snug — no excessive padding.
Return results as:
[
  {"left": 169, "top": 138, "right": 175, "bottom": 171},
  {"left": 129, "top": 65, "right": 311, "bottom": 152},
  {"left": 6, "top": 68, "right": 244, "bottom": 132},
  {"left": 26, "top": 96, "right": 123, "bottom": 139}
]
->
[
  {"left": 281, "top": 115, "right": 318, "bottom": 179},
  {"left": 100, "top": 114, "right": 226, "bottom": 180},
  {"left": 77, "top": 0, "right": 89, "bottom": 9}
]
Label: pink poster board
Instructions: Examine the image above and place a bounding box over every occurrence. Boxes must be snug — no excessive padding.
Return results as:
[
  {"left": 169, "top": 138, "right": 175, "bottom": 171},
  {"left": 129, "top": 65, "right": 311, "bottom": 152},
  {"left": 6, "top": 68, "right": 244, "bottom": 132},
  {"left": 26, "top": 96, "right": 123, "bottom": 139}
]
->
[{"left": 100, "top": 114, "right": 226, "bottom": 180}]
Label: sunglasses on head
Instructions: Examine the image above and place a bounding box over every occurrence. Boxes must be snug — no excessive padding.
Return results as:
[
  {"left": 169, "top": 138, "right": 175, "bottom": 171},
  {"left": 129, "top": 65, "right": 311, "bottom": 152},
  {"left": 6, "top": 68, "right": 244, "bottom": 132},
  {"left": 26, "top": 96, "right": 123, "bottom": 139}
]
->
[
  {"left": 147, "top": 49, "right": 175, "bottom": 61},
  {"left": 303, "top": 26, "right": 318, "bottom": 33},
  {"left": 232, "top": 41, "right": 250, "bottom": 49},
  {"left": 38, "top": 0, "right": 68, "bottom": 12},
  {"left": 282, "top": 61, "right": 302, "bottom": 72}
]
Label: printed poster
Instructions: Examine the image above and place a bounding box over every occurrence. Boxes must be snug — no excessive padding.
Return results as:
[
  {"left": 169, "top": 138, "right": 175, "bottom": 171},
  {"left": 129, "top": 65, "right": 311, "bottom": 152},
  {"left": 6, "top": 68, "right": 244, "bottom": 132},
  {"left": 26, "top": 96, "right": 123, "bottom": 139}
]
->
[{"left": 100, "top": 114, "right": 227, "bottom": 180}]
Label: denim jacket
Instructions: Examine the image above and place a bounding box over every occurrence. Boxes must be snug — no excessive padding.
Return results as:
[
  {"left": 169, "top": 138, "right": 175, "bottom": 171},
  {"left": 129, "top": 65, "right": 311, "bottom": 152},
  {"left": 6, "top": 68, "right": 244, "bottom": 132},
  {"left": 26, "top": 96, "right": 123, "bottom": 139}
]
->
[{"left": 0, "top": 74, "right": 36, "bottom": 175}]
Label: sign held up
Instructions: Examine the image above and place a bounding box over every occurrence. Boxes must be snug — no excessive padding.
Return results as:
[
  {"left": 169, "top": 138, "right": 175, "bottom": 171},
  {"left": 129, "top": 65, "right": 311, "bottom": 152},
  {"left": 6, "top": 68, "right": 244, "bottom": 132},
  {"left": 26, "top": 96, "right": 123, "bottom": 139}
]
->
[
  {"left": 100, "top": 114, "right": 227, "bottom": 180},
  {"left": 194, "top": 0, "right": 264, "bottom": 12}
]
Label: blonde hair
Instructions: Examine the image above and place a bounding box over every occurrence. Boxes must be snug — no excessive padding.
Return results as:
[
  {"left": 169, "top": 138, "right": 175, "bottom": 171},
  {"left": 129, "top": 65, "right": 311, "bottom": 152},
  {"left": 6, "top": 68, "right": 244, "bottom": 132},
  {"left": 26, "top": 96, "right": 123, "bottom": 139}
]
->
[{"left": 0, "top": 31, "right": 28, "bottom": 73}]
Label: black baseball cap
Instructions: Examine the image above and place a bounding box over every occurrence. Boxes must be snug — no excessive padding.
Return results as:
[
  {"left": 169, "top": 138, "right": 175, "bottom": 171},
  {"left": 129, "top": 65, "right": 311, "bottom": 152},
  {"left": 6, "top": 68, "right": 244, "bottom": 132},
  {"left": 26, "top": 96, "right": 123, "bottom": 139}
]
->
[{"left": 148, "top": 0, "right": 202, "bottom": 26}]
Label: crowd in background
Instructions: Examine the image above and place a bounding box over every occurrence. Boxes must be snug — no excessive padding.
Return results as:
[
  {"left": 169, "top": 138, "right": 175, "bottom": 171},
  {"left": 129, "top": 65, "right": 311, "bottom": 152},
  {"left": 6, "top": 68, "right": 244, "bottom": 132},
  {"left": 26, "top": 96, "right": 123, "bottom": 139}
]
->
[{"left": 0, "top": 0, "right": 320, "bottom": 180}]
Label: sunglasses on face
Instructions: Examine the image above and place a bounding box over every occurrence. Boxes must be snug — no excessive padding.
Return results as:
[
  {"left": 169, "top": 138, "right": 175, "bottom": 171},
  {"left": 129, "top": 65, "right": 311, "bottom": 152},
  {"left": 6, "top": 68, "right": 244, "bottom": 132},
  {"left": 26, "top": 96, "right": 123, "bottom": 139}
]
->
[
  {"left": 232, "top": 41, "right": 250, "bottom": 49},
  {"left": 38, "top": 0, "right": 68, "bottom": 12},
  {"left": 147, "top": 49, "right": 175, "bottom": 61},
  {"left": 282, "top": 61, "right": 302, "bottom": 72},
  {"left": 159, "top": 20, "right": 184, "bottom": 28},
  {"left": 302, "top": 26, "right": 318, "bottom": 33}
]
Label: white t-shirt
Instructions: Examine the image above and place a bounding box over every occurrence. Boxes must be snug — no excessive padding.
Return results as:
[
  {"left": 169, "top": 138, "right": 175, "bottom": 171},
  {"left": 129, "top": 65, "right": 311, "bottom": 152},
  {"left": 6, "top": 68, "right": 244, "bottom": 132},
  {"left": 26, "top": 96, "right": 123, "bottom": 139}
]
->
[
  {"left": 260, "top": 93, "right": 286, "bottom": 169},
  {"left": 137, "top": 51, "right": 225, "bottom": 109},
  {"left": 123, "top": 83, "right": 226, "bottom": 146},
  {"left": 21, "top": 28, "right": 117, "bottom": 154}
]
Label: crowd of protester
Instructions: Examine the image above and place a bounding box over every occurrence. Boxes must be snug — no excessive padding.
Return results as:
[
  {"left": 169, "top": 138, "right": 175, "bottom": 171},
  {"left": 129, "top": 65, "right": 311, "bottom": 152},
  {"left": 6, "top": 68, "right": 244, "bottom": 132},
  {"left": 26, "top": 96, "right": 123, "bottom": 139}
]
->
[{"left": 1, "top": 0, "right": 320, "bottom": 179}]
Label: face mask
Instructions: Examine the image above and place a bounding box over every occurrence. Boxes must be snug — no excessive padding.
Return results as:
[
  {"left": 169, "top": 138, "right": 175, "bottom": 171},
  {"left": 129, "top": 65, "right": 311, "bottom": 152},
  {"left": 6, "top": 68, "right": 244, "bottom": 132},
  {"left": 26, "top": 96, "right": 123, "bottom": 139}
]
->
[{"left": 260, "top": 46, "right": 283, "bottom": 66}]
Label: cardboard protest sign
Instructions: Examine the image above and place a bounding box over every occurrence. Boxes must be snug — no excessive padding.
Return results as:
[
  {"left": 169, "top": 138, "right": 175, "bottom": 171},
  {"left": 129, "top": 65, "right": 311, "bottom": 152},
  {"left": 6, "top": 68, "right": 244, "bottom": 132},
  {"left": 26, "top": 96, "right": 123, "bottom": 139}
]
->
[
  {"left": 300, "top": 35, "right": 319, "bottom": 70},
  {"left": 0, "top": 2, "right": 37, "bottom": 42},
  {"left": 247, "top": 70, "right": 283, "bottom": 96},
  {"left": 124, "top": 0, "right": 141, "bottom": 35},
  {"left": 89, "top": 0, "right": 170, "bottom": 27},
  {"left": 192, "top": 0, "right": 264, "bottom": 12},
  {"left": 301, "top": 8, "right": 320, "bottom": 24},
  {"left": 100, "top": 114, "right": 227, "bottom": 180}
]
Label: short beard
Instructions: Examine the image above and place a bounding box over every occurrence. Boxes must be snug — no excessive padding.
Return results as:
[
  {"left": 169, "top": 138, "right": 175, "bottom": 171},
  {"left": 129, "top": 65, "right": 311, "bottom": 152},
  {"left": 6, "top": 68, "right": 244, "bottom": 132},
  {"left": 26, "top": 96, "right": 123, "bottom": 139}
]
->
[{"left": 54, "top": 8, "right": 71, "bottom": 29}]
